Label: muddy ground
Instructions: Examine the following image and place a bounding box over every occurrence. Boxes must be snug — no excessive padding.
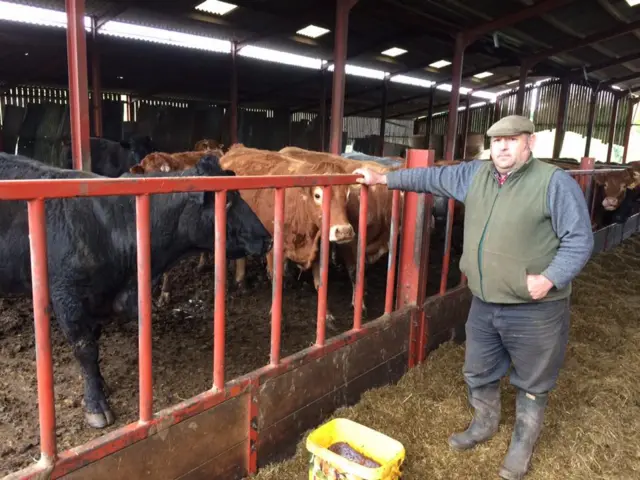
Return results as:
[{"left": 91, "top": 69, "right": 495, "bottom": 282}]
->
[{"left": 0, "top": 228, "right": 461, "bottom": 476}]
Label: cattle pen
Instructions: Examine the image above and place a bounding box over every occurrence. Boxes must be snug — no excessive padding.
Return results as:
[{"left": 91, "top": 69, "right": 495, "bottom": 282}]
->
[{"left": 2, "top": 0, "right": 640, "bottom": 479}]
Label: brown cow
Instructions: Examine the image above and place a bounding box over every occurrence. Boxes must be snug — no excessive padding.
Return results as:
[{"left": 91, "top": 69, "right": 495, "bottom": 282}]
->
[
  {"left": 194, "top": 138, "right": 225, "bottom": 153},
  {"left": 220, "top": 144, "right": 355, "bottom": 326},
  {"left": 278, "top": 146, "right": 403, "bottom": 315},
  {"left": 130, "top": 149, "right": 225, "bottom": 306}
]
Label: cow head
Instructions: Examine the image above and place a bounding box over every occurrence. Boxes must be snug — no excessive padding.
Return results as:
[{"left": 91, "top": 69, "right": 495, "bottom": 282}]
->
[
  {"left": 296, "top": 161, "right": 355, "bottom": 244},
  {"left": 189, "top": 155, "right": 272, "bottom": 259},
  {"left": 120, "top": 134, "right": 155, "bottom": 167},
  {"left": 595, "top": 168, "right": 640, "bottom": 211}
]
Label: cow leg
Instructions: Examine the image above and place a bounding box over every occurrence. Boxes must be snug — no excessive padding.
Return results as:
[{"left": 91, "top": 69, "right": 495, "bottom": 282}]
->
[
  {"left": 234, "top": 258, "right": 247, "bottom": 292},
  {"left": 157, "top": 273, "right": 171, "bottom": 307},
  {"left": 337, "top": 243, "right": 367, "bottom": 317},
  {"left": 52, "top": 291, "right": 114, "bottom": 428},
  {"left": 311, "top": 260, "right": 337, "bottom": 329},
  {"left": 195, "top": 252, "right": 211, "bottom": 273}
]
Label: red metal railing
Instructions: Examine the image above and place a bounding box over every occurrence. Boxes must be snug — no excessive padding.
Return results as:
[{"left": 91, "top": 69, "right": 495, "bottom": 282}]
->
[{"left": 2, "top": 168, "right": 413, "bottom": 479}]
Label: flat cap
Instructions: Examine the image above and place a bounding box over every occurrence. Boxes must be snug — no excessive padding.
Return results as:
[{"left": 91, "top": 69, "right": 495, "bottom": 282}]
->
[{"left": 486, "top": 115, "right": 534, "bottom": 137}]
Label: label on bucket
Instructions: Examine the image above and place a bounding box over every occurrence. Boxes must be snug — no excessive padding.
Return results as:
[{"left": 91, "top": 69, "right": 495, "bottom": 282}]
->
[{"left": 309, "top": 453, "right": 363, "bottom": 480}]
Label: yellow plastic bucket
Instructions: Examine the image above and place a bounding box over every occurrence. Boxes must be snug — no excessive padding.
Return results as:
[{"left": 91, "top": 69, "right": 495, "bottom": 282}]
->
[{"left": 306, "top": 418, "right": 405, "bottom": 480}]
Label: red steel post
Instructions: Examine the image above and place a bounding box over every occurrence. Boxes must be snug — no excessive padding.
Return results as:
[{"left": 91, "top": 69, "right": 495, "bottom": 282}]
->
[
  {"left": 66, "top": 0, "right": 92, "bottom": 171},
  {"left": 384, "top": 189, "right": 401, "bottom": 314},
  {"left": 230, "top": 41, "right": 239, "bottom": 146},
  {"left": 329, "top": 0, "right": 359, "bottom": 155},
  {"left": 27, "top": 199, "right": 57, "bottom": 464},
  {"left": 352, "top": 185, "right": 368, "bottom": 330},
  {"left": 90, "top": 17, "right": 102, "bottom": 137},
  {"left": 270, "top": 188, "right": 285, "bottom": 365},
  {"left": 622, "top": 97, "right": 636, "bottom": 164},
  {"left": 213, "top": 190, "right": 227, "bottom": 390},
  {"left": 606, "top": 94, "right": 620, "bottom": 163},
  {"left": 316, "top": 186, "right": 332, "bottom": 345},
  {"left": 584, "top": 88, "right": 597, "bottom": 157},
  {"left": 136, "top": 195, "right": 153, "bottom": 423},
  {"left": 378, "top": 79, "right": 388, "bottom": 156},
  {"left": 579, "top": 157, "right": 595, "bottom": 197},
  {"left": 396, "top": 149, "right": 431, "bottom": 367}
]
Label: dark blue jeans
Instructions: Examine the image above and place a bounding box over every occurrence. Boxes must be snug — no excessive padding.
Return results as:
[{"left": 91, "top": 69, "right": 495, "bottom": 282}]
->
[{"left": 463, "top": 296, "right": 571, "bottom": 394}]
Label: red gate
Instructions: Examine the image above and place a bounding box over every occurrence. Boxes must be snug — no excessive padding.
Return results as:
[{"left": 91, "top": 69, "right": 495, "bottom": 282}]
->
[{"left": 2, "top": 151, "right": 637, "bottom": 479}]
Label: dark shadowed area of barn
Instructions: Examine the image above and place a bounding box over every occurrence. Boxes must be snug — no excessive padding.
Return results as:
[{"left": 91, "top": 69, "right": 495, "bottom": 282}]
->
[{"left": 253, "top": 235, "right": 640, "bottom": 480}]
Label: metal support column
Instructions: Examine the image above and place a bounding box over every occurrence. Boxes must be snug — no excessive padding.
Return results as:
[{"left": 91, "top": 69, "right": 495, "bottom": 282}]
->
[
  {"left": 230, "top": 40, "right": 239, "bottom": 146},
  {"left": 66, "top": 0, "right": 91, "bottom": 171},
  {"left": 516, "top": 61, "right": 532, "bottom": 115},
  {"left": 90, "top": 17, "right": 102, "bottom": 137},
  {"left": 320, "top": 68, "right": 327, "bottom": 151},
  {"left": 424, "top": 87, "right": 434, "bottom": 147},
  {"left": 460, "top": 95, "right": 471, "bottom": 158},
  {"left": 444, "top": 33, "right": 466, "bottom": 161},
  {"left": 606, "top": 94, "right": 620, "bottom": 163},
  {"left": 378, "top": 78, "right": 388, "bottom": 156},
  {"left": 329, "top": 0, "right": 359, "bottom": 155},
  {"left": 552, "top": 78, "right": 570, "bottom": 158},
  {"left": 622, "top": 97, "right": 636, "bottom": 164},
  {"left": 584, "top": 87, "right": 597, "bottom": 157}
]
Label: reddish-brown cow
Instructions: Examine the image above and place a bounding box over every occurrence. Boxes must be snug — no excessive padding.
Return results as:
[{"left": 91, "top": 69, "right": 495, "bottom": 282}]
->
[{"left": 220, "top": 144, "right": 355, "bottom": 326}]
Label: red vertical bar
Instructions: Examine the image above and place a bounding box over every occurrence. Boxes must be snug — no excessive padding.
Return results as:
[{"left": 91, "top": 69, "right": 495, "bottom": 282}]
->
[
  {"left": 136, "top": 194, "right": 153, "bottom": 423},
  {"left": 230, "top": 41, "right": 239, "bottom": 146},
  {"left": 247, "top": 377, "right": 259, "bottom": 475},
  {"left": 214, "top": 191, "right": 227, "bottom": 390},
  {"left": 384, "top": 190, "right": 401, "bottom": 314},
  {"left": 27, "top": 199, "right": 57, "bottom": 464},
  {"left": 329, "top": 0, "right": 359, "bottom": 154},
  {"left": 579, "top": 157, "right": 595, "bottom": 193},
  {"left": 439, "top": 197, "right": 455, "bottom": 295},
  {"left": 66, "top": 0, "right": 91, "bottom": 171},
  {"left": 396, "top": 149, "right": 430, "bottom": 368},
  {"left": 90, "top": 17, "right": 102, "bottom": 137},
  {"left": 316, "top": 185, "right": 332, "bottom": 346},
  {"left": 352, "top": 185, "right": 368, "bottom": 330},
  {"left": 622, "top": 98, "right": 635, "bottom": 164},
  {"left": 444, "top": 34, "right": 465, "bottom": 162},
  {"left": 270, "top": 188, "right": 285, "bottom": 365},
  {"left": 606, "top": 95, "right": 619, "bottom": 164}
]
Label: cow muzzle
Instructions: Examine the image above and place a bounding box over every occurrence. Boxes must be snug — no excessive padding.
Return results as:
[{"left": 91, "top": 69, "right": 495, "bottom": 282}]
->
[
  {"left": 329, "top": 224, "right": 355, "bottom": 243},
  {"left": 602, "top": 197, "right": 619, "bottom": 211}
]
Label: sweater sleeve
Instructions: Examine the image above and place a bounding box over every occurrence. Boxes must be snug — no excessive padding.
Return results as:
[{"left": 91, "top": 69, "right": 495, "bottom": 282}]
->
[
  {"left": 384, "top": 160, "right": 483, "bottom": 203},
  {"left": 541, "top": 169, "right": 594, "bottom": 289}
]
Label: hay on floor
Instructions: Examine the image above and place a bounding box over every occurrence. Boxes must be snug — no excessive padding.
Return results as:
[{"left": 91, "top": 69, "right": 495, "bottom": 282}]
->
[{"left": 253, "top": 235, "right": 640, "bottom": 480}]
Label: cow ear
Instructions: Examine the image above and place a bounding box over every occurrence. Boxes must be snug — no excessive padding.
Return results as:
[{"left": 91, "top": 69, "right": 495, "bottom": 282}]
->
[{"left": 129, "top": 165, "right": 144, "bottom": 174}]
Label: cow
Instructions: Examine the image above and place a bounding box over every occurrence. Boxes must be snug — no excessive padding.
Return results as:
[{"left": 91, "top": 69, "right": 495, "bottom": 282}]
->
[
  {"left": 194, "top": 138, "right": 225, "bottom": 153},
  {"left": 0, "top": 152, "right": 272, "bottom": 429},
  {"left": 130, "top": 150, "right": 226, "bottom": 305},
  {"left": 279, "top": 146, "right": 406, "bottom": 315},
  {"left": 220, "top": 144, "right": 355, "bottom": 326},
  {"left": 62, "top": 134, "right": 155, "bottom": 178},
  {"left": 591, "top": 164, "right": 640, "bottom": 228}
]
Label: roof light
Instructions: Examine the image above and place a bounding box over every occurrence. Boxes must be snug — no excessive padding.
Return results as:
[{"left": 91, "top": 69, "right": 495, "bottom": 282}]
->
[
  {"left": 473, "top": 71, "right": 494, "bottom": 79},
  {"left": 0, "top": 1, "right": 91, "bottom": 30},
  {"left": 296, "top": 25, "right": 330, "bottom": 38},
  {"left": 195, "top": 1, "right": 238, "bottom": 16},
  {"left": 381, "top": 47, "right": 407, "bottom": 57},
  {"left": 429, "top": 59, "right": 451, "bottom": 69},
  {"left": 391, "top": 75, "right": 434, "bottom": 88},
  {"left": 625, "top": 0, "right": 640, "bottom": 7},
  {"left": 328, "top": 64, "right": 387, "bottom": 80},
  {"left": 239, "top": 45, "right": 322, "bottom": 70}
]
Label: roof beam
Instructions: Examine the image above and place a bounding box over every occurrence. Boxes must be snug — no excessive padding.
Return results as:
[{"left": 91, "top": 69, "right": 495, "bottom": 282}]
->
[
  {"left": 463, "top": 0, "right": 576, "bottom": 43},
  {"left": 524, "top": 19, "right": 640, "bottom": 67},
  {"left": 567, "top": 51, "right": 640, "bottom": 81},
  {"left": 603, "top": 72, "right": 640, "bottom": 88}
]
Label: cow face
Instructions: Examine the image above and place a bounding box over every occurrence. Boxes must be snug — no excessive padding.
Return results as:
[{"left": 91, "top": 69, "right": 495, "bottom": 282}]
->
[
  {"left": 189, "top": 156, "right": 272, "bottom": 259},
  {"left": 595, "top": 169, "right": 640, "bottom": 211},
  {"left": 121, "top": 135, "right": 155, "bottom": 168},
  {"left": 305, "top": 184, "right": 354, "bottom": 244}
]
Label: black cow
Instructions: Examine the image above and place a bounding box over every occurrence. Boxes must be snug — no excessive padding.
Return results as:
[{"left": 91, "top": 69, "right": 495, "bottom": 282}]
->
[
  {"left": 0, "top": 153, "right": 272, "bottom": 428},
  {"left": 63, "top": 134, "right": 155, "bottom": 177}
]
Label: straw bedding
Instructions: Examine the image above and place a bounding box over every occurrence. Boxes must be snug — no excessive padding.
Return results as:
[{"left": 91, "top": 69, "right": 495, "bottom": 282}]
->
[{"left": 253, "top": 234, "right": 640, "bottom": 480}]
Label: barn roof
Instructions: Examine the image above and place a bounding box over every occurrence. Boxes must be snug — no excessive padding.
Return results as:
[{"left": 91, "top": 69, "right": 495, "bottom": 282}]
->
[{"left": 1, "top": 0, "right": 640, "bottom": 119}]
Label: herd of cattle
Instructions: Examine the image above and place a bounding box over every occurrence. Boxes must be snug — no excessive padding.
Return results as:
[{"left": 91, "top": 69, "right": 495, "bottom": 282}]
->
[{"left": 0, "top": 135, "right": 638, "bottom": 430}]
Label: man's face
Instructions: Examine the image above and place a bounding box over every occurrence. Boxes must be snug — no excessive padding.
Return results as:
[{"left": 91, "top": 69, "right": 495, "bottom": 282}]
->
[{"left": 489, "top": 133, "right": 535, "bottom": 174}]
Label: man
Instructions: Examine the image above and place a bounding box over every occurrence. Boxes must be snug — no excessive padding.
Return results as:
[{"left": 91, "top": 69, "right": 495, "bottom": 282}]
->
[{"left": 354, "top": 115, "right": 594, "bottom": 479}]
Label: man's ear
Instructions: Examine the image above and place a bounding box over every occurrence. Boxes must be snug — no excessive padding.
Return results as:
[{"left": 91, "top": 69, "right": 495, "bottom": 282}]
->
[{"left": 527, "top": 133, "right": 537, "bottom": 152}]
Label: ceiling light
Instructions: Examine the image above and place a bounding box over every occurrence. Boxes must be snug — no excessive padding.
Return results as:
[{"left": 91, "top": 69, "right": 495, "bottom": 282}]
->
[
  {"left": 381, "top": 47, "right": 407, "bottom": 57},
  {"left": 473, "top": 71, "right": 494, "bottom": 79},
  {"left": 429, "top": 59, "right": 451, "bottom": 69},
  {"left": 625, "top": 0, "right": 640, "bottom": 7},
  {"left": 296, "top": 25, "right": 330, "bottom": 38},
  {"left": 195, "top": 1, "right": 238, "bottom": 16}
]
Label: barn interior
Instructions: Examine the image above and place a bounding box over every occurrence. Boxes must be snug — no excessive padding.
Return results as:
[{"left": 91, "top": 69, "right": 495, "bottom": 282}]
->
[{"left": 1, "top": 1, "right": 640, "bottom": 479}]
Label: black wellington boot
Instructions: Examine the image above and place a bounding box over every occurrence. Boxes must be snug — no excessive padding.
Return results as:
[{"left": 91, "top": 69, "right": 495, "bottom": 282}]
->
[
  {"left": 448, "top": 382, "right": 501, "bottom": 451},
  {"left": 498, "top": 389, "right": 549, "bottom": 480}
]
